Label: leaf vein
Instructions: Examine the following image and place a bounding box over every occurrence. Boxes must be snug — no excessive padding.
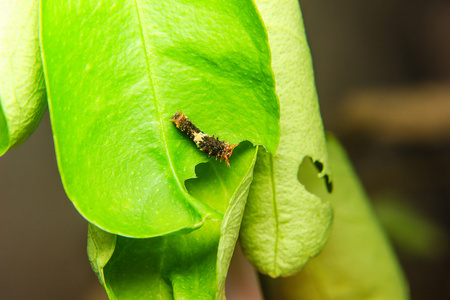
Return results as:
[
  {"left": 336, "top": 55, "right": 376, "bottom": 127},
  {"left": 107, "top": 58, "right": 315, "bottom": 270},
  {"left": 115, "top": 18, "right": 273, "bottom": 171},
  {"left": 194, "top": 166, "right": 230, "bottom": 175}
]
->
[
  {"left": 269, "top": 154, "right": 279, "bottom": 274},
  {"left": 133, "top": 0, "right": 187, "bottom": 196}
]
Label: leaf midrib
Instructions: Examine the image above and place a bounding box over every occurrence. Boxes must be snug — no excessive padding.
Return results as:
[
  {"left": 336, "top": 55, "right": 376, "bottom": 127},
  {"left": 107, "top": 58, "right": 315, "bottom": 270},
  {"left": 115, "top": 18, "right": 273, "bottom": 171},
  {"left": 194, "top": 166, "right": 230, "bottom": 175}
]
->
[
  {"left": 133, "top": 0, "right": 187, "bottom": 197},
  {"left": 269, "top": 154, "right": 279, "bottom": 274}
]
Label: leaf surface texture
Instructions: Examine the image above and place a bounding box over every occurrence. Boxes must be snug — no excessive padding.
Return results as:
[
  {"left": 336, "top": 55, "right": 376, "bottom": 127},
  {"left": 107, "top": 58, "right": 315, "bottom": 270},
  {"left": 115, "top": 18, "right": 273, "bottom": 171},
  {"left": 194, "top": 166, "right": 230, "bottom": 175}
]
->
[
  {"left": 0, "top": 0, "right": 47, "bottom": 156},
  {"left": 41, "top": 0, "right": 279, "bottom": 237},
  {"left": 88, "top": 143, "right": 258, "bottom": 299},
  {"left": 263, "top": 134, "right": 409, "bottom": 300},
  {"left": 241, "top": 0, "right": 332, "bottom": 276}
]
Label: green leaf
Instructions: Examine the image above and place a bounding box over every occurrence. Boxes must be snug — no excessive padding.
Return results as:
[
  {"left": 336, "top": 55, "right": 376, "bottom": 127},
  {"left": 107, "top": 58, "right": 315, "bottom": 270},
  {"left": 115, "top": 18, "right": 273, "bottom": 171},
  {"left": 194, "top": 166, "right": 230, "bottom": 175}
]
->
[
  {"left": 262, "top": 134, "right": 409, "bottom": 300},
  {"left": 40, "top": 0, "right": 279, "bottom": 237},
  {"left": 87, "top": 224, "right": 117, "bottom": 289},
  {"left": 88, "top": 142, "right": 258, "bottom": 299},
  {"left": 0, "top": 0, "right": 47, "bottom": 156},
  {"left": 240, "top": 0, "right": 332, "bottom": 277}
]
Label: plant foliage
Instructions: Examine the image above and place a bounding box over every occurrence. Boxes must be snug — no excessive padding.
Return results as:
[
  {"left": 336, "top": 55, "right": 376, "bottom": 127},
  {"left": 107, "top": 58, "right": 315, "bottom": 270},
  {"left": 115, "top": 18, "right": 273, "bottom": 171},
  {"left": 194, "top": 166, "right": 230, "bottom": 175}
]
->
[
  {"left": 240, "top": 0, "right": 332, "bottom": 277},
  {"left": 40, "top": 0, "right": 280, "bottom": 237},
  {"left": 263, "top": 134, "right": 409, "bottom": 299},
  {"left": 0, "top": 0, "right": 47, "bottom": 156}
]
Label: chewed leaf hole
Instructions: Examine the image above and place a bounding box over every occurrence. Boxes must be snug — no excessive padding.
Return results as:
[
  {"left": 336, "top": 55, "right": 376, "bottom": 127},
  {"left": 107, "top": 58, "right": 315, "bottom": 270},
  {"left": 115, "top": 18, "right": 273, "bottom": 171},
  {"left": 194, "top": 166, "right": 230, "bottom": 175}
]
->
[
  {"left": 184, "top": 141, "right": 255, "bottom": 214},
  {"left": 298, "top": 156, "right": 332, "bottom": 198}
]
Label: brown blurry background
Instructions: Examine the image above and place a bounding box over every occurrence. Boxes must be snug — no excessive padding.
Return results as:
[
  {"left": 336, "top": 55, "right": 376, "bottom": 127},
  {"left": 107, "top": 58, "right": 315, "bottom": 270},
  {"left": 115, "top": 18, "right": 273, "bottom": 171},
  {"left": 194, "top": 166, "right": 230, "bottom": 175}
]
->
[
  {"left": 1, "top": 1, "right": 449, "bottom": 299},
  {"left": 300, "top": 1, "right": 450, "bottom": 299}
]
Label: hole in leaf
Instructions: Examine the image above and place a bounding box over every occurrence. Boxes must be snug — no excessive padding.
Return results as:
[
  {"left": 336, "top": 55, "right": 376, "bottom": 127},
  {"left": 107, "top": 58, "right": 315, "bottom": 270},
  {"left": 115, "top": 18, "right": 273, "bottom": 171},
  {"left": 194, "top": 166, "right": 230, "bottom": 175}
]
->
[
  {"left": 298, "top": 156, "right": 332, "bottom": 198},
  {"left": 185, "top": 141, "right": 254, "bottom": 214}
]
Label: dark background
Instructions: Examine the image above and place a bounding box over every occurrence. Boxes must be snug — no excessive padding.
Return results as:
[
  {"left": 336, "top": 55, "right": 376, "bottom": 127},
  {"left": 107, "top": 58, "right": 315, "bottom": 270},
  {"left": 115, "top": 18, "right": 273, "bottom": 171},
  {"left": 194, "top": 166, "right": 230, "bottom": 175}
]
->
[{"left": 1, "top": 0, "right": 449, "bottom": 299}]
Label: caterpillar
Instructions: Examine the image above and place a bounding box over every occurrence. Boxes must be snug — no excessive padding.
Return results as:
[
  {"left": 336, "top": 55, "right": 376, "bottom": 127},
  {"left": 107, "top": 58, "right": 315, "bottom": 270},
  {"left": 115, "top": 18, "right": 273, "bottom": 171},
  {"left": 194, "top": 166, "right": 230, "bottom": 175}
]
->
[{"left": 170, "top": 110, "right": 238, "bottom": 166}]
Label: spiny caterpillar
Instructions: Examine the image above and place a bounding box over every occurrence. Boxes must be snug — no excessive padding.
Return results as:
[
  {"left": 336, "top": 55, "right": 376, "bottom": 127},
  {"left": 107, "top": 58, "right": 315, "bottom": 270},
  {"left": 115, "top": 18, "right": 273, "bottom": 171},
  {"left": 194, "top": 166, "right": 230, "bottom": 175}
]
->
[{"left": 170, "top": 111, "right": 238, "bottom": 166}]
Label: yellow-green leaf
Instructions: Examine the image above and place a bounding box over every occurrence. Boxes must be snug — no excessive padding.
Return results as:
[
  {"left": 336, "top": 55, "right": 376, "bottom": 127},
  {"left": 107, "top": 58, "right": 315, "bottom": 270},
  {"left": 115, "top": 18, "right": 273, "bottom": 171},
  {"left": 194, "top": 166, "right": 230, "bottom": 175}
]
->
[
  {"left": 0, "top": 0, "right": 47, "bottom": 156},
  {"left": 263, "top": 134, "right": 409, "bottom": 300},
  {"left": 240, "top": 0, "right": 332, "bottom": 277}
]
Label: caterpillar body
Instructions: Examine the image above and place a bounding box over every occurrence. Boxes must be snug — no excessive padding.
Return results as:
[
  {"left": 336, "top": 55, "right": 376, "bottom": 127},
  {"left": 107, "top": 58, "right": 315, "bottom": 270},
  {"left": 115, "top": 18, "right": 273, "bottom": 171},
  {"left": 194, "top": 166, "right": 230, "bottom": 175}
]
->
[{"left": 170, "top": 111, "right": 238, "bottom": 166}]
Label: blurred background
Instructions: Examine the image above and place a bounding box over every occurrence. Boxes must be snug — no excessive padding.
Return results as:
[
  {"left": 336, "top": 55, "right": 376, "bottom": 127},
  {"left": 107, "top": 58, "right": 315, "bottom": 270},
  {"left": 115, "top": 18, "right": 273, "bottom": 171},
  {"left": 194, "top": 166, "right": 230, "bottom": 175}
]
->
[
  {"left": 300, "top": 1, "right": 450, "bottom": 299},
  {"left": 1, "top": 0, "right": 449, "bottom": 299}
]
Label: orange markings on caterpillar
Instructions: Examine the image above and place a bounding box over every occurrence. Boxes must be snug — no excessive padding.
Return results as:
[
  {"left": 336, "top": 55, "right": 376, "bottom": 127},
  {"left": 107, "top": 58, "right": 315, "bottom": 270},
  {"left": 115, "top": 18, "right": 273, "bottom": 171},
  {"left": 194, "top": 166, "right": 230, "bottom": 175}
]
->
[{"left": 170, "top": 110, "right": 238, "bottom": 166}]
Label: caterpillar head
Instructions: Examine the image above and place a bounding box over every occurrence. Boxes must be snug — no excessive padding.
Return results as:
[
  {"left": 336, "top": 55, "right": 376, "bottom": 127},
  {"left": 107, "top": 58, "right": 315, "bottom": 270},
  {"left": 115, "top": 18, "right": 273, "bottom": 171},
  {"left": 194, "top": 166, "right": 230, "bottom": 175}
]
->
[{"left": 222, "top": 143, "right": 238, "bottom": 166}]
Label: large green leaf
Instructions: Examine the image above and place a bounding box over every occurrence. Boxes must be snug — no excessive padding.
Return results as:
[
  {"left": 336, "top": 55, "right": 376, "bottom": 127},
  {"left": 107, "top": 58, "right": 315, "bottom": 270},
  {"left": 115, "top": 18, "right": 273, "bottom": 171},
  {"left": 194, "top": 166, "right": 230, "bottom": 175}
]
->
[
  {"left": 0, "top": 0, "right": 47, "bottom": 156},
  {"left": 40, "top": 0, "right": 279, "bottom": 237},
  {"left": 263, "top": 134, "right": 409, "bottom": 300},
  {"left": 88, "top": 142, "right": 258, "bottom": 299},
  {"left": 240, "top": 0, "right": 332, "bottom": 277}
]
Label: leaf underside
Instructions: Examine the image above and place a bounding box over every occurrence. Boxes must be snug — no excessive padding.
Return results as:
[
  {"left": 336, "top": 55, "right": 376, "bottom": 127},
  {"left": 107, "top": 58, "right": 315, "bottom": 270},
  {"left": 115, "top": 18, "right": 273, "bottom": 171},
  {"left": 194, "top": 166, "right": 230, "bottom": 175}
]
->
[
  {"left": 240, "top": 0, "right": 332, "bottom": 277},
  {"left": 262, "top": 134, "right": 409, "bottom": 300},
  {"left": 0, "top": 0, "right": 47, "bottom": 156},
  {"left": 41, "top": 0, "right": 279, "bottom": 237}
]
